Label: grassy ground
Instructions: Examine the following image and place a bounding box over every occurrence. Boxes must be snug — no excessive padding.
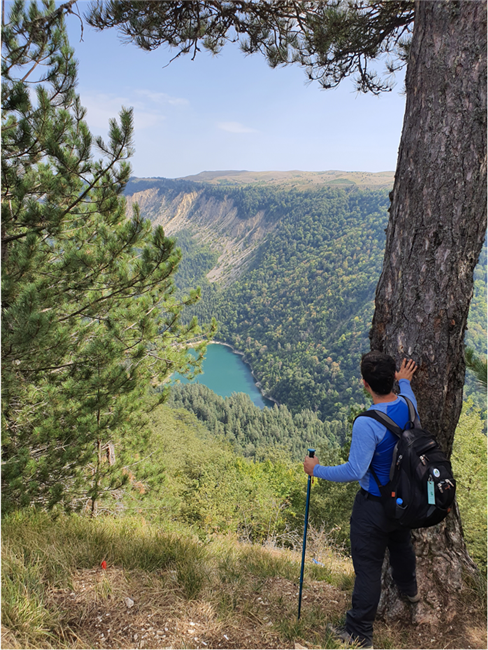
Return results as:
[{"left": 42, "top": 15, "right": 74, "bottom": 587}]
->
[{"left": 2, "top": 511, "right": 486, "bottom": 650}]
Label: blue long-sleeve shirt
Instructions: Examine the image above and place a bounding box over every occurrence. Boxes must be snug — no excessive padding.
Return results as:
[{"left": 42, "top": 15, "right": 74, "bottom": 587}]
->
[{"left": 313, "top": 379, "right": 419, "bottom": 496}]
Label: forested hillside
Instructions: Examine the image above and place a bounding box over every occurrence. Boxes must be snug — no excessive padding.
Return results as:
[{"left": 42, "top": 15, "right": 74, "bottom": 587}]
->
[
  {"left": 210, "top": 188, "right": 389, "bottom": 419},
  {"left": 125, "top": 178, "right": 487, "bottom": 421},
  {"left": 167, "top": 383, "right": 348, "bottom": 458}
]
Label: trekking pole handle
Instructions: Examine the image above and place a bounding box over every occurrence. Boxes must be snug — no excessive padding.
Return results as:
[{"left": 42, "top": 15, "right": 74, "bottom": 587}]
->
[{"left": 308, "top": 448, "right": 315, "bottom": 458}]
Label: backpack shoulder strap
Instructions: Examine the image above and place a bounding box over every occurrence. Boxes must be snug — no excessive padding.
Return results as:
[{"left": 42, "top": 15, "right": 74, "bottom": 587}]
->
[
  {"left": 355, "top": 410, "right": 403, "bottom": 438},
  {"left": 399, "top": 395, "right": 421, "bottom": 429},
  {"left": 368, "top": 464, "right": 385, "bottom": 490}
]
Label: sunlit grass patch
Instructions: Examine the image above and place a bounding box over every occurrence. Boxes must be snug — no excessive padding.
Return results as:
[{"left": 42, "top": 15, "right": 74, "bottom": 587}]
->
[
  {"left": 215, "top": 536, "right": 341, "bottom": 587},
  {"left": 5, "top": 509, "right": 485, "bottom": 649},
  {"left": 216, "top": 590, "right": 241, "bottom": 617},
  {"left": 275, "top": 617, "right": 305, "bottom": 642},
  {"left": 2, "top": 510, "right": 354, "bottom": 649},
  {"left": 94, "top": 575, "right": 113, "bottom": 602},
  {"left": 2, "top": 509, "right": 203, "bottom": 575},
  {"left": 2, "top": 542, "right": 61, "bottom": 648},
  {"left": 176, "top": 551, "right": 208, "bottom": 600},
  {"left": 1, "top": 510, "right": 207, "bottom": 647}
]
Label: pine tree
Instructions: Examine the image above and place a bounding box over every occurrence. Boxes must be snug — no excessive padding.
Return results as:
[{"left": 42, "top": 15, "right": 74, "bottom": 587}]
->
[
  {"left": 86, "top": 0, "right": 415, "bottom": 93},
  {"left": 465, "top": 348, "right": 487, "bottom": 388},
  {"left": 1, "top": 0, "right": 215, "bottom": 514}
]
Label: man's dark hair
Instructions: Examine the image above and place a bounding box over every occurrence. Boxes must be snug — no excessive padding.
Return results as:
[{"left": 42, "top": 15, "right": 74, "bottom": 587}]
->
[{"left": 361, "top": 351, "right": 396, "bottom": 395}]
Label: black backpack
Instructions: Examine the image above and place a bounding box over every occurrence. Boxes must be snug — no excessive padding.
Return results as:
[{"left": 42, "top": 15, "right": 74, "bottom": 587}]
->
[{"left": 356, "top": 396, "right": 456, "bottom": 529}]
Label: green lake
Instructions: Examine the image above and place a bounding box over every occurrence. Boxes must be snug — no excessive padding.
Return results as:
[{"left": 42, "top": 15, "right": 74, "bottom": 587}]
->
[{"left": 175, "top": 343, "right": 274, "bottom": 409}]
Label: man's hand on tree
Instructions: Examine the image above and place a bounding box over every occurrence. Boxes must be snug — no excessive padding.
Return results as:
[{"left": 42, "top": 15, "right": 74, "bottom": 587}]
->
[{"left": 396, "top": 358, "right": 418, "bottom": 382}]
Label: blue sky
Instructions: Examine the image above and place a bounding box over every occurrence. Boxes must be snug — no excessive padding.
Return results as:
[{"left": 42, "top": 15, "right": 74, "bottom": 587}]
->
[{"left": 64, "top": 4, "right": 407, "bottom": 179}]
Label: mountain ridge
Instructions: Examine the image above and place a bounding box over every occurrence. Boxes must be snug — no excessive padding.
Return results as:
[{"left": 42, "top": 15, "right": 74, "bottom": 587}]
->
[{"left": 135, "top": 169, "right": 395, "bottom": 188}]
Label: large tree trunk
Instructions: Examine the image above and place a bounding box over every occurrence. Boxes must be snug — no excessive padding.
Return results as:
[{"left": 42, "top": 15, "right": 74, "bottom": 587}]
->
[{"left": 370, "top": 0, "right": 486, "bottom": 626}]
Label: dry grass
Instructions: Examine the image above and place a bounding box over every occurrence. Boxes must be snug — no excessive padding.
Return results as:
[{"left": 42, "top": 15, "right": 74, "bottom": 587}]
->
[
  {"left": 2, "top": 513, "right": 486, "bottom": 650},
  {"left": 29, "top": 559, "right": 488, "bottom": 650},
  {"left": 42, "top": 560, "right": 351, "bottom": 650}
]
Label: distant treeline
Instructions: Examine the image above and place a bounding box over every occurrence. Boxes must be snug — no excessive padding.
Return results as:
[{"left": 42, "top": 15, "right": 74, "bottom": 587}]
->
[
  {"left": 167, "top": 383, "right": 350, "bottom": 459},
  {"left": 125, "top": 176, "right": 200, "bottom": 199}
]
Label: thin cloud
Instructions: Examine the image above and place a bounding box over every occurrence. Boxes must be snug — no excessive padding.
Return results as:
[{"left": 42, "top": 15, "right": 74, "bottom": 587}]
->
[
  {"left": 135, "top": 89, "right": 189, "bottom": 106},
  {"left": 218, "top": 121, "right": 257, "bottom": 134},
  {"left": 81, "top": 93, "right": 165, "bottom": 131}
]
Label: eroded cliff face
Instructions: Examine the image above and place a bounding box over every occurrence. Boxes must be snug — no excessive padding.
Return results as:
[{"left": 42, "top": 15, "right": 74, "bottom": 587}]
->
[
  {"left": 124, "top": 171, "right": 396, "bottom": 286},
  {"left": 125, "top": 188, "right": 276, "bottom": 286}
]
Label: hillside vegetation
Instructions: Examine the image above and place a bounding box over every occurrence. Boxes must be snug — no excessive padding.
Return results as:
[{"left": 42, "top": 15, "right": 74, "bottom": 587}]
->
[
  {"left": 210, "top": 187, "right": 389, "bottom": 419},
  {"left": 125, "top": 179, "right": 487, "bottom": 421},
  {"left": 2, "top": 401, "right": 486, "bottom": 649}
]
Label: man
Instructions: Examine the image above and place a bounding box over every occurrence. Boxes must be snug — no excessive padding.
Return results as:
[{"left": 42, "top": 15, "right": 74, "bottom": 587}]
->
[{"left": 304, "top": 352, "right": 419, "bottom": 649}]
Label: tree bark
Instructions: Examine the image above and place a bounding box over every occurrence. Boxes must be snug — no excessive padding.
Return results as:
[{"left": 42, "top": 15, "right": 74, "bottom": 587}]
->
[{"left": 370, "top": 0, "right": 486, "bottom": 626}]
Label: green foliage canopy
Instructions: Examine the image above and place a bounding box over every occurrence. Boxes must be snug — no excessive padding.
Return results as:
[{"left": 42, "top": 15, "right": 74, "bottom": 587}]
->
[
  {"left": 1, "top": 0, "right": 213, "bottom": 513},
  {"left": 451, "top": 401, "right": 487, "bottom": 570},
  {"left": 183, "top": 185, "right": 389, "bottom": 420},
  {"left": 87, "top": 0, "right": 415, "bottom": 94},
  {"left": 152, "top": 180, "right": 485, "bottom": 422}
]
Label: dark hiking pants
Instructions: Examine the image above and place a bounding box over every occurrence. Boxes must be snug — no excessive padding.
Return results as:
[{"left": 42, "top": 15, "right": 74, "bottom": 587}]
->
[{"left": 345, "top": 489, "right": 417, "bottom": 647}]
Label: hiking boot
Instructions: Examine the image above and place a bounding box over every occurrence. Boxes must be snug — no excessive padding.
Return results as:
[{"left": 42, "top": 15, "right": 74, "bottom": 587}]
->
[
  {"left": 400, "top": 591, "right": 421, "bottom": 603},
  {"left": 326, "top": 623, "right": 374, "bottom": 649},
  {"left": 406, "top": 592, "right": 420, "bottom": 603}
]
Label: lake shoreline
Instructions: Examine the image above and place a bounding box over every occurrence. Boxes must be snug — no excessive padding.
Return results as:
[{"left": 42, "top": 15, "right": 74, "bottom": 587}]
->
[{"left": 208, "top": 340, "right": 280, "bottom": 407}]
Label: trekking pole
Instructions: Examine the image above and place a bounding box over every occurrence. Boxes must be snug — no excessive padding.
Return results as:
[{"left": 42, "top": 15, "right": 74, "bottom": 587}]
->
[{"left": 298, "top": 448, "right": 315, "bottom": 620}]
